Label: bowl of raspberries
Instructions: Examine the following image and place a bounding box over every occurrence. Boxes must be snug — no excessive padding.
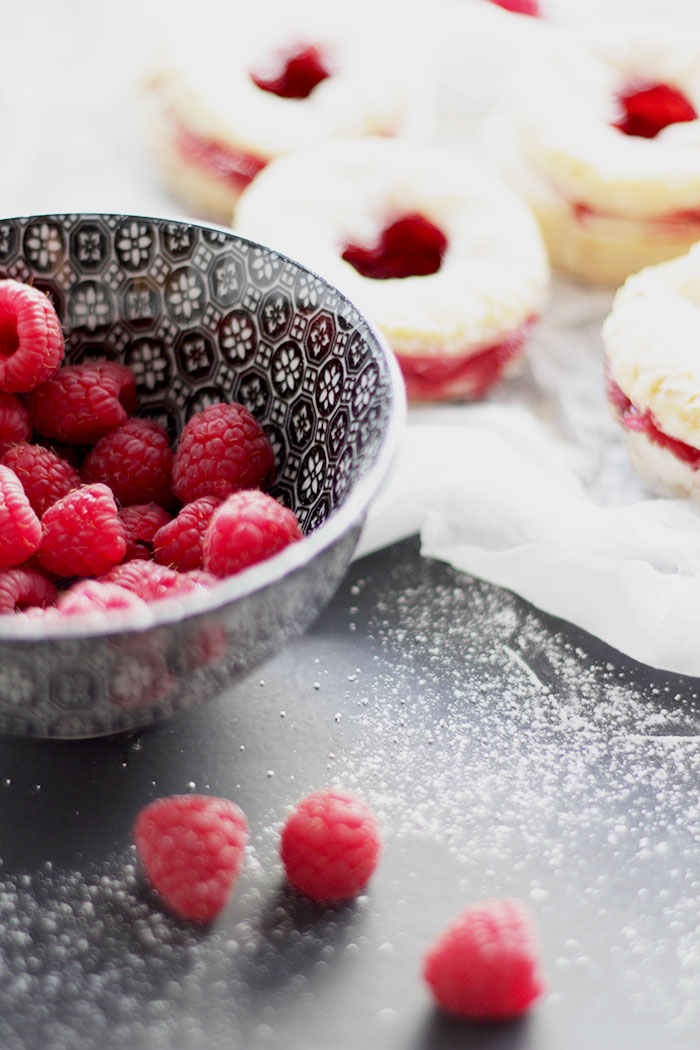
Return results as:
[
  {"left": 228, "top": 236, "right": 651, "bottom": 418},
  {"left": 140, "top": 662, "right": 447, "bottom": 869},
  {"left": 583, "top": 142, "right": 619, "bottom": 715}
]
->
[{"left": 0, "top": 213, "right": 404, "bottom": 738}]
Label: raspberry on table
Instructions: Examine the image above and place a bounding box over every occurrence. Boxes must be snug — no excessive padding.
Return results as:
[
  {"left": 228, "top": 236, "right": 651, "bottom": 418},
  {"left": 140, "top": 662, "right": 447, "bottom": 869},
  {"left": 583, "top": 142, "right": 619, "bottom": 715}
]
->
[
  {"left": 25, "top": 361, "right": 138, "bottom": 444},
  {"left": 0, "top": 279, "right": 65, "bottom": 393},
  {"left": 0, "top": 565, "right": 57, "bottom": 614},
  {"left": 423, "top": 898, "right": 545, "bottom": 1020},
  {"left": 119, "top": 503, "right": 172, "bottom": 561},
  {"left": 203, "top": 489, "right": 302, "bottom": 578},
  {"left": 133, "top": 794, "right": 249, "bottom": 922},
  {"left": 101, "top": 559, "right": 209, "bottom": 603},
  {"left": 0, "top": 464, "right": 43, "bottom": 569},
  {"left": 0, "top": 391, "right": 32, "bottom": 452},
  {"left": 280, "top": 788, "right": 381, "bottom": 902},
  {"left": 153, "top": 496, "right": 221, "bottom": 572},
  {"left": 171, "top": 401, "right": 275, "bottom": 504},
  {"left": 38, "top": 483, "right": 126, "bottom": 578},
  {"left": 1, "top": 442, "right": 81, "bottom": 518},
  {"left": 56, "top": 579, "right": 147, "bottom": 617},
  {"left": 81, "top": 417, "right": 174, "bottom": 508}
]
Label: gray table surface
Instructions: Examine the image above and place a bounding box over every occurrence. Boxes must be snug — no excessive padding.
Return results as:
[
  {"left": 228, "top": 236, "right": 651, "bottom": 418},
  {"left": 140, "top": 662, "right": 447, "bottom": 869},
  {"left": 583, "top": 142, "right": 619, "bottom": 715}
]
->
[
  {"left": 0, "top": 537, "right": 698, "bottom": 1050},
  {"left": 1, "top": 2, "right": 699, "bottom": 1046}
]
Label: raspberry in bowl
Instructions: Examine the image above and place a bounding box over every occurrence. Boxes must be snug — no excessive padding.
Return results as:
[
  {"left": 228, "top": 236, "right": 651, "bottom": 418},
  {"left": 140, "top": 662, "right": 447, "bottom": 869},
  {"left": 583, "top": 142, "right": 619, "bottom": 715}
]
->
[{"left": 0, "top": 212, "right": 404, "bottom": 738}]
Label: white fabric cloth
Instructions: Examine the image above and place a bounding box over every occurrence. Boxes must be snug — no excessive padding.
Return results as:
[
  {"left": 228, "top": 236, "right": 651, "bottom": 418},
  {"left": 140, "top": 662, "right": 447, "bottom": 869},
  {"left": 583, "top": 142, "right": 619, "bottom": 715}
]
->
[{"left": 357, "top": 274, "right": 700, "bottom": 676}]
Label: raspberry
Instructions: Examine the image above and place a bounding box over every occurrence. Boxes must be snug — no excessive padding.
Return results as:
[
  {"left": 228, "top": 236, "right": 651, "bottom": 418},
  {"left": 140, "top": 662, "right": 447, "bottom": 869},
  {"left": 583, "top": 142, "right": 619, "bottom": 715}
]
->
[
  {"left": 38, "top": 483, "right": 126, "bottom": 577},
  {"left": 56, "top": 579, "right": 147, "bottom": 616},
  {"left": 119, "top": 503, "right": 172, "bottom": 561},
  {"left": 36, "top": 438, "right": 82, "bottom": 469},
  {"left": 153, "top": 496, "right": 221, "bottom": 572},
  {"left": 0, "top": 464, "right": 42, "bottom": 569},
  {"left": 1, "top": 442, "right": 81, "bottom": 518},
  {"left": 423, "top": 898, "right": 545, "bottom": 1020},
  {"left": 180, "top": 569, "right": 217, "bottom": 589},
  {"left": 0, "top": 279, "right": 64, "bottom": 393},
  {"left": 120, "top": 543, "right": 149, "bottom": 563},
  {"left": 172, "top": 402, "right": 275, "bottom": 504},
  {"left": 280, "top": 788, "right": 381, "bottom": 902},
  {"left": 25, "top": 361, "right": 138, "bottom": 444},
  {"left": 81, "top": 418, "right": 174, "bottom": 508},
  {"left": 0, "top": 565, "right": 56, "bottom": 613},
  {"left": 101, "top": 559, "right": 205, "bottom": 603},
  {"left": 133, "top": 794, "right": 249, "bottom": 922},
  {"left": 203, "top": 490, "right": 302, "bottom": 577},
  {"left": 0, "top": 391, "right": 32, "bottom": 452}
]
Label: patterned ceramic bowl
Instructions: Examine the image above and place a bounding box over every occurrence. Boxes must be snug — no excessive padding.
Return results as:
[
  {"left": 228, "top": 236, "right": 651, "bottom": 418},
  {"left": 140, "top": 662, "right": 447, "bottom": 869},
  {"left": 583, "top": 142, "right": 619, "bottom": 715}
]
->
[{"left": 0, "top": 213, "right": 404, "bottom": 739}]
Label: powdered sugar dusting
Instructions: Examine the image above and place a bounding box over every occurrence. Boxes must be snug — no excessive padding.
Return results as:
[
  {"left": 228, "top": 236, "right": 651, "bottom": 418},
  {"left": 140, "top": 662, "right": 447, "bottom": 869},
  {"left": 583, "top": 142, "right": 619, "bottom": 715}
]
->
[
  {"left": 0, "top": 554, "right": 698, "bottom": 1049},
  {"left": 331, "top": 554, "right": 700, "bottom": 1037}
]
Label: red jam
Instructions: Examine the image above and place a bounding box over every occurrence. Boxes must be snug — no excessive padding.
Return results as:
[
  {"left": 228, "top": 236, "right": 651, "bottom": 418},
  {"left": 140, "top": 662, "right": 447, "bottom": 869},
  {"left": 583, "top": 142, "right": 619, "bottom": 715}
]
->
[
  {"left": 612, "top": 81, "right": 698, "bottom": 139},
  {"left": 399, "top": 317, "right": 536, "bottom": 401},
  {"left": 172, "top": 119, "right": 267, "bottom": 190},
  {"left": 342, "top": 214, "right": 448, "bottom": 281},
  {"left": 572, "top": 201, "right": 700, "bottom": 227},
  {"left": 488, "top": 0, "right": 539, "bottom": 13},
  {"left": 605, "top": 364, "right": 700, "bottom": 468},
  {"left": 250, "top": 44, "right": 331, "bottom": 99}
]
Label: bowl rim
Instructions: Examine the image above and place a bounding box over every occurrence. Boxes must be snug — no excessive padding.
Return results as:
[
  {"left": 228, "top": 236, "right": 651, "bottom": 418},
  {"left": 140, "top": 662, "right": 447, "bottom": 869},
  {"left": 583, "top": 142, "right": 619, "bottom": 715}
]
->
[{"left": 0, "top": 212, "right": 406, "bottom": 642}]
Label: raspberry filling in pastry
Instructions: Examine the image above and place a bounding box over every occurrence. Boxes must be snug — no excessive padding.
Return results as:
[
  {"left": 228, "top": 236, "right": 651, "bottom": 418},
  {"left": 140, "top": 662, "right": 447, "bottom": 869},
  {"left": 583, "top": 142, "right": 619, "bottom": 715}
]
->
[
  {"left": 572, "top": 201, "right": 700, "bottom": 226},
  {"left": 563, "top": 82, "right": 700, "bottom": 230},
  {"left": 340, "top": 212, "right": 534, "bottom": 399},
  {"left": 249, "top": 43, "right": 331, "bottom": 99},
  {"left": 613, "top": 80, "right": 698, "bottom": 139},
  {"left": 399, "top": 316, "right": 536, "bottom": 401},
  {"left": 167, "top": 44, "right": 333, "bottom": 191},
  {"left": 606, "top": 365, "right": 700, "bottom": 469},
  {"left": 171, "top": 118, "right": 267, "bottom": 191},
  {"left": 341, "top": 214, "right": 448, "bottom": 280}
]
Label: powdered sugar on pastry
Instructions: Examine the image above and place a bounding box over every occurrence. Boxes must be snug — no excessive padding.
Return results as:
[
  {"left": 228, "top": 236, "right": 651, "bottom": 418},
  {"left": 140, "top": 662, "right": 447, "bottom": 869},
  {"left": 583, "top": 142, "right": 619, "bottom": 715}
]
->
[
  {"left": 603, "top": 244, "right": 700, "bottom": 497},
  {"left": 604, "top": 246, "right": 700, "bottom": 441},
  {"left": 487, "top": 17, "right": 700, "bottom": 284},
  {"left": 147, "top": 0, "right": 415, "bottom": 220},
  {"left": 234, "top": 137, "right": 549, "bottom": 401}
]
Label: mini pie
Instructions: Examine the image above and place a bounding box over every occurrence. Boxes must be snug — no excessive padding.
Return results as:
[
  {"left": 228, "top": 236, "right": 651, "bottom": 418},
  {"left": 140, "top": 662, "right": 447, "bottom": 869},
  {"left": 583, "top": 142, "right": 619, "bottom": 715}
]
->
[
  {"left": 234, "top": 137, "right": 549, "bottom": 402},
  {"left": 603, "top": 243, "right": 700, "bottom": 501},
  {"left": 484, "top": 19, "right": 700, "bottom": 286},
  {"left": 146, "top": 0, "right": 413, "bottom": 221}
]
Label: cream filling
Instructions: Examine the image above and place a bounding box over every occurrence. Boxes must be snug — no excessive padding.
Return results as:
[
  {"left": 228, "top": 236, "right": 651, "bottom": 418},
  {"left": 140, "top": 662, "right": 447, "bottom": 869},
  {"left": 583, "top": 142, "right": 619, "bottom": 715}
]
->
[{"left": 234, "top": 138, "right": 549, "bottom": 358}]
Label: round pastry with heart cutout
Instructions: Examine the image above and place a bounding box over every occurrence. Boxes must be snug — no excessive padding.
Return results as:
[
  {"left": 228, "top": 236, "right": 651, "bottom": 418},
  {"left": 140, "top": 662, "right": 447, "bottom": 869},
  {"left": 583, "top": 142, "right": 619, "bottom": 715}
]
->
[
  {"left": 484, "top": 19, "right": 700, "bottom": 285},
  {"left": 147, "top": 0, "right": 412, "bottom": 221},
  {"left": 603, "top": 243, "right": 700, "bottom": 500},
  {"left": 234, "top": 137, "right": 549, "bottom": 402}
]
